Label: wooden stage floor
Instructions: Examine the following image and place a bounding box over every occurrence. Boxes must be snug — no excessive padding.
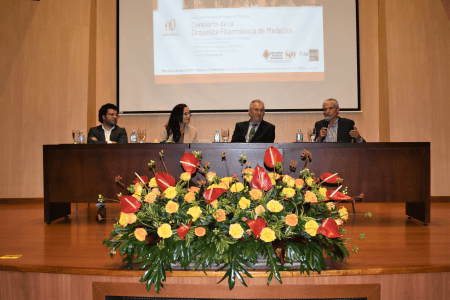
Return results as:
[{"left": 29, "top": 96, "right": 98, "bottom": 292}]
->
[{"left": 1, "top": 202, "right": 449, "bottom": 299}]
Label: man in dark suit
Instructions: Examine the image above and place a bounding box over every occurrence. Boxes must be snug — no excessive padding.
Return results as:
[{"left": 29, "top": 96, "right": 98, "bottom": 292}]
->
[
  {"left": 231, "top": 99, "right": 275, "bottom": 143},
  {"left": 315, "top": 98, "right": 365, "bottom": 142},
  {"left": 88, "top": 103, "right": 128, "bottom": 144}
]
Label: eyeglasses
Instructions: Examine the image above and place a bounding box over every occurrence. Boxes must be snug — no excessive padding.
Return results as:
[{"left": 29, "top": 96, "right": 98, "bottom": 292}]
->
[
  {"left": 107, "top": 113, "right": 120, "bottom": 118},
  {"left": 183, "top": 112, "right": 192, "bottom": 116}
]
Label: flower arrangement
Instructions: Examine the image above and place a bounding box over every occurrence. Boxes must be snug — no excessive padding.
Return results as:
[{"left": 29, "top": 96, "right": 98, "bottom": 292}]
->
[{"left": 102, "top": 146, "right": 367, "bottom": 293}]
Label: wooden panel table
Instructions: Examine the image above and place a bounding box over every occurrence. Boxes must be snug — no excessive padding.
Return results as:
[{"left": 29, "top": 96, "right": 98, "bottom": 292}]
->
[{"left": 43, "top": 142, "right": 430, "bottom": 224}]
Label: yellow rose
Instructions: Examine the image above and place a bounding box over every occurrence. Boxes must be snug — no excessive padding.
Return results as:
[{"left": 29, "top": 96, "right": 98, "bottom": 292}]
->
[
  {"left": 229, "top": 223, "right": 244, "bottom": 239},
  {"left": 213, "top": 208, "right": 226, "bottom": 222},
  {"left": 282, "top": 175, "right": 293, "bottom": 184},
  {"left": 287, "top": 178, "right": 295, "bottom": 187},
  {"left": 206, "top": 172, "right": 217, "bottom": 182},
  {"left": 239, "top": 197, "right": 251, "bottom": 209},
  {"left": 260, "top": 228, "right": 276, "bottom": 242},
  {"left": 195, "top": 227, "right": 206, "bottom": 237},
  {"left": 336, "top": 219, "right": 343, "bottom": 226},
  {"left": 230, "top": 182, "right": 244, "bottom": 193},
  {"left": 157, "top": 223, "right": 172, "bottom": 239},
  {"left": 220, "top": 177, "right": 233, "bottom": 188},
  {"left": 127, "top": 213, "right": 137, "bottom": 224},
  {"left": 134, "top": 228, "right": 147, "bottom": 241},
  {"left": 304, "top": 220, "right": 319, "bottom": 236},
  {"left": 184, "top": 192, "right": 196, "bottom": 203},
  {"left": 267, "top": 200, "right": 284, "bottom": 213},
  {"left": 255, "top": 205, "right": 265, "bottom": 215},
  {"left": 305, "top": 190, "right": 318, "bottom": 203},
  {"left": 326, "top": 202, "right": 335, "bottom": 210},
  {"left": 163, "top": 186, "right": 177, "bottom": 199},
  {"left": 119, "top": 212, "right": 137, "bottom": 226},
  {"left": 134, "top": 183, "right": 143, "bottom": 196},
  {"left": 144, "top": 192, "right": 157, "bottom": 204},
  {"left": 187, "top": 206, "right": 202, "bottom": 221},
  {"left": 282, "top": 187, "right": 296, "bottom": 198},
  {"left": 165, "top": 200, "right": 179, "bottom": 214},
  {"left": 306, "top": 177, "right": 314, "bottom": 186},
  {"left": 268, "top": 173, "right": 279, "bottom": 185},
  {"left": 207, "top": 184, "right": 222, "bottom": 189},
  {"left": 294, "top": 179, "right": 304, "bottom": 189},
  {"left": 339, "top": 206, "right": 349, "bottom": 221},
  {"left": 180, "top": 172, "right": 191, "bottom": 181},
  {"left": 119, "top": 212, "right": 128, "bottom": 226},
  {"left": 319, "top": 187, "right": 327, "bottom": 198},
  {"left": 285, "top": 214, "right": 298, "bottom": 226},
  {"left": 210, "top": 200, "right": 219, "bottom": 208},
  {"left": 242, "top": 168, "right": 254, "bottom": 182},
  {"left": 249, "top": 189, "right": 263, "bottom": 200},
  {"left": 149, "top": 177, "right": 157, "bottom": 188}
]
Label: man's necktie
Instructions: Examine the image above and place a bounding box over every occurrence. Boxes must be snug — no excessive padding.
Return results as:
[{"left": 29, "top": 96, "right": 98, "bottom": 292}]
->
[{"left": 248, "top": 124, "right": 256, "bottom": 142}]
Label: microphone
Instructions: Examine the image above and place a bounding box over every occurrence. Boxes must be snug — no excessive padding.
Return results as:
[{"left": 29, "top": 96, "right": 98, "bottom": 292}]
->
[{"left": 324, "top": 117, "right": 330, "bottom": 128}]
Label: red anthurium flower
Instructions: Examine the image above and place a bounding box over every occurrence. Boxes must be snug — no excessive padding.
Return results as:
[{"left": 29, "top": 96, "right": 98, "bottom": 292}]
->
[
  {"left": 177, "top": 220, "right": 192, "bottom": 241},
  {"left": 264, "top": 146, "right": 283, "bottom": 168},
  {"left": 180, "top": 153, "right": 200, "bottom": 174},
  {"left": 203, "top": 187, "right": 227, "bottom": 204},
  {"left": 318, "top": 218, "right": 342, "bottom": 238},
  {"left": 251, "top": 165, "right": 272, "bottom": 191},
  {"left": 155, "top": 172, "right": 176, "bottom": 192},
  {"left": 119, "top": 195, "right": 141, "bottom": 213},
  {"left": 320, "top": 173, "right": 341, "bottom": 184},
  {"left": 133, "top": 176, "right": 148, "bottom": 184},
  {"left": 246, "top": 218, "right": 267, "bottom": 239},
  {"left": 326, "top": 190, "right": 353, "bottom": 201}
]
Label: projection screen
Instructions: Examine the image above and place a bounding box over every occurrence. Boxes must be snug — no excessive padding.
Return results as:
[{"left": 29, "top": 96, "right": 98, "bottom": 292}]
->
[{"left": 118, "top": 0, "right": 360, "bottom": 114}]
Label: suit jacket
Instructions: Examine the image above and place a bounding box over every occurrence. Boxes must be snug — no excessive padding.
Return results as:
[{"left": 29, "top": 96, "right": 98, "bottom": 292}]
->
[
  {"left": 158, "top": 125, "right": 198, "bottom": 143},
  {"left": 314, "top": 117, "right": 365, "bottom": 143},
  {"left": 87, "top": 125, "right": 128, "bottom": 144},
  {"left": 231, "top": 120, "right": 275, "bottom": 143}
]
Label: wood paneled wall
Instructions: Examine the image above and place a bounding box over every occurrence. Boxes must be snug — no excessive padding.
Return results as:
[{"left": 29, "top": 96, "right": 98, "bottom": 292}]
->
[{"left": 0, "top": 0, "right": 448, "bottom": 198}]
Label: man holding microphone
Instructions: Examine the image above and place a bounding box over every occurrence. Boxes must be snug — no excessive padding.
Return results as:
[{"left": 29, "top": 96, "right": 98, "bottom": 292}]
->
[{"left": 314, "top": 98, "right": 364, "bottom": 142}]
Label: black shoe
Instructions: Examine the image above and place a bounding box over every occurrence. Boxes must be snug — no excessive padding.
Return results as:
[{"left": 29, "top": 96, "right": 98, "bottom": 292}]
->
[{"left": 97, "top": 207, "right": 106, "bottom": 222}]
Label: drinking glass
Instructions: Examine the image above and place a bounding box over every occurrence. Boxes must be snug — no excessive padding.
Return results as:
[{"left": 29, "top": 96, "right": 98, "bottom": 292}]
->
[
  {"left": 138, "top": 128, "right": 146, "bottom": 143},
  {"left": 221, "top": 128, "right": 229, "bottom": 142},
  {"left": 308, "top": 128, "right": 316, "bottom": 142},
  {"left": 72, "top": 130, "right": 79, "bottom": 144}
]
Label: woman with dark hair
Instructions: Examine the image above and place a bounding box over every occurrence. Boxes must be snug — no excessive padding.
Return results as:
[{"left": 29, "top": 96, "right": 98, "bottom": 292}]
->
[{"left": 159, "top": 104, "right": 198, "bottom": 143}]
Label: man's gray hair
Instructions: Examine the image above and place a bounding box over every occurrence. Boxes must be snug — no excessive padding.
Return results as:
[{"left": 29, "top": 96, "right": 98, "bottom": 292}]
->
[
  {"left": 323, "top": 98, "right": 339, "bottom": 109},
  {"left": 249, "top": 99, "right": 265, "bottom": 110}
]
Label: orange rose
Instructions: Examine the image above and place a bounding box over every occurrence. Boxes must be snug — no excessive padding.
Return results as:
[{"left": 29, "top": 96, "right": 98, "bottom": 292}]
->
[
  {"left": 134, "top": 228, "right": 147, "bottom": 242},
  {"left": 151, "top": 188, "right": 161, "bottom": 195},
  {"left": 189, "top": 186, "right": 200, "bottom": 193},
  {"left": 249, "top": 189, "right": 263, "bottom": 200},
  {"left": 285, "top": 214, "right": 298, "bottom": 226},
  {"left": 165, "top": 200, "right": 179, "bottom": 214},
  {"left": 195, "top": 227, "right": 206, "bottom": 237},
  {"left": 255, "top": 205, "right": 265, "bottom": 215},
  {"left": 184, "top": 192, "right": 196, "bottom": 203},
  {"left": 213, "top": 209, "right": 226, "bottom": 222},
  {"left": 305, "top": 190, "right": 318, "bottom": 203},
  {"left": 294, "top": 179, "right": 304, "bottom": 189},
  {"left": 144, "top": 192, "right": 157, "bottom": 204}
]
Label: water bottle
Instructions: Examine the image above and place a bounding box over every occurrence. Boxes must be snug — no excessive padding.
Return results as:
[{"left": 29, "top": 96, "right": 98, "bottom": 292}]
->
[
  {"left": 296, "top": 129, "right": 303, "bottom": 142},
  {"left": 214, "top": 130, "right": 220, "bottom": 143},
  {"left": 130, "top": 130, "right": 137, "bottom": 143},
  {"left": 78, "top": 130, "right": 85, "bottom": 144}
]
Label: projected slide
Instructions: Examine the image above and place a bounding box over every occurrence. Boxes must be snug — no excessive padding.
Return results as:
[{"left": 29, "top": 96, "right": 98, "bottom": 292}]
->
[
  {"left": 153, "top": 1, "right": 324, "bottom": 84},
  {"left": 118, "top": 0, "right": 359, "bottom": 113}
]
